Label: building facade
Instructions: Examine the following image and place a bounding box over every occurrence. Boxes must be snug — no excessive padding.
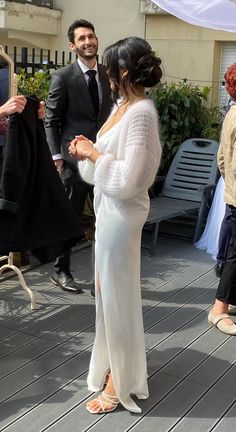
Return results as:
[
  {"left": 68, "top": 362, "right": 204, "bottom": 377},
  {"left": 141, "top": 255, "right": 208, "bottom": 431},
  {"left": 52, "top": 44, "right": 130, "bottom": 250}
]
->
[
  {"left": 1, "top": 0, "right": 236, "bottom": 105},
  {"left": 0, "top": 0, "right": 145, "bottom": 63},
  {"left": 141, "top": 0, "right": 236, "bottom": 105}
]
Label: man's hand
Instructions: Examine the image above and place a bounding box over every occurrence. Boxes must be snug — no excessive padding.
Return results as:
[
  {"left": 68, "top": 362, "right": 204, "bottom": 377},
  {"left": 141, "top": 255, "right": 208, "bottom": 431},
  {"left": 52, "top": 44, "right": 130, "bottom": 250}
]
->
[
  {"left": 37, "top": 101, "right": 45, "bottom": 120},
  {"left": 54, "top": 159, "right": 64, "bottom": 174}
]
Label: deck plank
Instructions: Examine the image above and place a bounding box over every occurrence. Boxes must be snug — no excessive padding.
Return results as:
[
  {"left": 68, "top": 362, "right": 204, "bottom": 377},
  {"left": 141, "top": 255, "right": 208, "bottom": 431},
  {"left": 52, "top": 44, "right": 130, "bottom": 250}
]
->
[{"left": 1, "top": 237, "right": 233, "bottom": 432}]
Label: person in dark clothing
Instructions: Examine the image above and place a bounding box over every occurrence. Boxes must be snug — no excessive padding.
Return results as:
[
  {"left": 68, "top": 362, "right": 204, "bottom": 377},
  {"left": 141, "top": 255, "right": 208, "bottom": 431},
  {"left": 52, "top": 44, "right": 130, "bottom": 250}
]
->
[
  {"left": 0, "top": 96, "right": 83, "bottom": 259},
  {"left": 0, "top": 95, "right": 44, "bottom": 182},
  {"left": 45, "top": 19, "right": 112, "bottom": 295}
]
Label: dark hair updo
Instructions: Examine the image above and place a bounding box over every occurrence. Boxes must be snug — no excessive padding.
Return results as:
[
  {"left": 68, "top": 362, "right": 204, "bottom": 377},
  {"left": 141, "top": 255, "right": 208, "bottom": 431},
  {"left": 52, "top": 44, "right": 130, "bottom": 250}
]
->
[{"left": 103, "top": 36, "right": 162, "bottom": 101}]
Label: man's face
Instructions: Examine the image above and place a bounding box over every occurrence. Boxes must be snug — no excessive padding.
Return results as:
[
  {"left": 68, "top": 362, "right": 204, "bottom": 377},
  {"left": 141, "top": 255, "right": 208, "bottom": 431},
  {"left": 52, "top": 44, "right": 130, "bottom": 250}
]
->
[{"left": 70, "top": 27, "right": 98, "bottom": 60}]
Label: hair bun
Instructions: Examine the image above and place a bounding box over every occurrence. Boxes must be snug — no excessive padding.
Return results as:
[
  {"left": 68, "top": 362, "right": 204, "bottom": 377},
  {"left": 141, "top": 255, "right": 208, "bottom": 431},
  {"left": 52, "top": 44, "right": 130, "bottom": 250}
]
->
[{"left": 133, "top": 54, "right": 162, "bottom": 87}]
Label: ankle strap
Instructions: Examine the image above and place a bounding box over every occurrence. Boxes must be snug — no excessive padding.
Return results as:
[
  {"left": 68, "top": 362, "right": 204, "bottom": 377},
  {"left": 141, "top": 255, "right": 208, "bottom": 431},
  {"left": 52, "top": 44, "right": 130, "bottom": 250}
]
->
[{"left": 102, "top": 392, "right": 119, "bottom": 404}]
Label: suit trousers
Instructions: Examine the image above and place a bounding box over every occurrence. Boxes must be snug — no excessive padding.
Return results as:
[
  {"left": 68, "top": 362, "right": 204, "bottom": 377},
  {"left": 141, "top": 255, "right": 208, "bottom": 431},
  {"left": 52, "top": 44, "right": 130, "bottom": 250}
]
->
[
  {"left": 216, "top": 204, "right": 232, "bottom": 264},
  {"left": 216, "top": 205, "right": 236, "bottom": 305},
  {"left": 54, "top": 175, "right": 91, "bottom": 274}
]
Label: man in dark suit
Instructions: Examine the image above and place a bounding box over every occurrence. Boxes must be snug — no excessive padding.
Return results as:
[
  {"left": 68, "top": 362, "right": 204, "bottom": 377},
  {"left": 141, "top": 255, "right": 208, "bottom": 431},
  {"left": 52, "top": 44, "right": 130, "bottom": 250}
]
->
[{"left": 45, "top": 19, "right": 112, "bottom": 295}]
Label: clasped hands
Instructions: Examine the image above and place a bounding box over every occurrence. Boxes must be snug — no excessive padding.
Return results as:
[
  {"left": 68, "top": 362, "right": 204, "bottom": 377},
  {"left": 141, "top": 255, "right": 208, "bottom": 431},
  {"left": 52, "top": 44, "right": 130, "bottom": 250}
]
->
[{"left": 69, "top": 135, "right": 101, "bottom": 164}]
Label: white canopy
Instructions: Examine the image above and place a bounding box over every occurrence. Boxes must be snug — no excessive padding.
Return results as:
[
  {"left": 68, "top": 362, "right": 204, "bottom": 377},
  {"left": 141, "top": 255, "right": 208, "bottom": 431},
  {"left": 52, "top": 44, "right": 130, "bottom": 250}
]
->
[{"left": 150, "top": 0, "right": 236, "bottom": 33}]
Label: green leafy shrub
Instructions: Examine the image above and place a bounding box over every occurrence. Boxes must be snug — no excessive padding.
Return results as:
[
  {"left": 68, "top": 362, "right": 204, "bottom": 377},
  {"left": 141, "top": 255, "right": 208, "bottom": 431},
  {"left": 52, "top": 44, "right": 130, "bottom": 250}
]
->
[
  {"left": 17, "top": 68, "right": 51, "bottom": 102},
  {"left": 16, "top": 70, "right": 225, "bottom": 177},
  {"left": 201, "top": 105, "right": 224, "bottom": 142},
  {"left": 149, "top": 82, "right": 223, "bottom": 175}
]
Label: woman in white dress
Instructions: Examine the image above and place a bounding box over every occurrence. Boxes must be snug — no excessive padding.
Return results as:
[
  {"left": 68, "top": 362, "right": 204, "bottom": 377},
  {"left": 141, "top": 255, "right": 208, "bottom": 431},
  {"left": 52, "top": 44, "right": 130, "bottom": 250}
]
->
[{"left": 69, "top": 37, "right": 162, "bottom": 414}]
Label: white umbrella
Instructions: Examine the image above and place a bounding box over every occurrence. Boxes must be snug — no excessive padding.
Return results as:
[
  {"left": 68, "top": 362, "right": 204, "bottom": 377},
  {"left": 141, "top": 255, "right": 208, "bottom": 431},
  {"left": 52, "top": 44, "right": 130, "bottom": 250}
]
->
[{"left": 150, "top": 0, "right": 236, "bottom": 33}]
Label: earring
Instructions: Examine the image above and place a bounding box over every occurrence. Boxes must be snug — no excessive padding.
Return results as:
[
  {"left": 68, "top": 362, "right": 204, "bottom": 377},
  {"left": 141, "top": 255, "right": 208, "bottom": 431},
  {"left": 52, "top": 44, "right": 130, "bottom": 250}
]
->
[{"left": 121, "top": 70, "right": 128, "bottom": 79}]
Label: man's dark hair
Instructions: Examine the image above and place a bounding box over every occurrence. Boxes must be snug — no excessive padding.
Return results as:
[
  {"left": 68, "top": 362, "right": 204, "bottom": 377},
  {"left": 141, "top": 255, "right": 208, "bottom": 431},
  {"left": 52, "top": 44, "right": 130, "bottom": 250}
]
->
[{"left": 67, "top": 19, "right": 96, "bottom": 43}]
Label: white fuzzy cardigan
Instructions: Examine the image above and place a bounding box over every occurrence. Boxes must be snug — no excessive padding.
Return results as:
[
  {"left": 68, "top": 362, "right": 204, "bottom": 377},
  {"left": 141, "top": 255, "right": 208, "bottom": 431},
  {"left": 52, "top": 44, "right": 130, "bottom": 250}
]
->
[{"left": 78, "top": 99, "right": 162, "bottom": 200}]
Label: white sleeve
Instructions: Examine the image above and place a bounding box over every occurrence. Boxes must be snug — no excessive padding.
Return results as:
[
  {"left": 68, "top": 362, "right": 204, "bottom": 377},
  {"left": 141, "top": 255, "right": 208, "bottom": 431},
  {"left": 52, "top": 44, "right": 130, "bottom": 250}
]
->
[
  {"left": 78, "top": 158, "right": 95, "bottom": 185},
  {"left": 94, "top": 108, "right": 162, "bottom": 199}
]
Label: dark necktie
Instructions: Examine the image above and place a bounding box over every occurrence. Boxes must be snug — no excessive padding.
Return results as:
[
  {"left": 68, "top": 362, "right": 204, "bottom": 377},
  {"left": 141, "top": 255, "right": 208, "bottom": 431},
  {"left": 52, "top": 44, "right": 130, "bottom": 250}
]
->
[{"left": 86, "top": 70, "right": 99, "bottom": 117}]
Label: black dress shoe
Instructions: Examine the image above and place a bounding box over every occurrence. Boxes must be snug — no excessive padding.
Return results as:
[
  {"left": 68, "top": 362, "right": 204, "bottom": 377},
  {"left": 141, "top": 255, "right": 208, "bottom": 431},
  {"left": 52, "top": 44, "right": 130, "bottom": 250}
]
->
[
  {"left": 214, "top": 262, "right": 224, "bottom": 278},
  {"left": 51, "top": 272, "right": 84, "bottom": 293}
]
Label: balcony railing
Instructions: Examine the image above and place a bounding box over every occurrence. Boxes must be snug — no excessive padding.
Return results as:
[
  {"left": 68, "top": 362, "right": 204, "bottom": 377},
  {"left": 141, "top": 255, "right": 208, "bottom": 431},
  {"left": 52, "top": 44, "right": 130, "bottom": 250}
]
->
[{"left": 7, "top": 0, "right": 53, "bottom": 8}]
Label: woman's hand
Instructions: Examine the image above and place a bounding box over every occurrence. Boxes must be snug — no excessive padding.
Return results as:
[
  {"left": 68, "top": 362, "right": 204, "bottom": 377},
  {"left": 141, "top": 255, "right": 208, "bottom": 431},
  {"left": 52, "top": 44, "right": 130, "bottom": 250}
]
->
[
  {"left": 74, "top": 135, "right": 94, "bottom": 159},
  {"left": 68, "top": 137, "right": 85, "bottom": 160},
  {"left": 69, "top": 135, "right": 102, "bottom": 163},
  {"left": 0, "top": 95, "right": 26, "bottom": 119}
]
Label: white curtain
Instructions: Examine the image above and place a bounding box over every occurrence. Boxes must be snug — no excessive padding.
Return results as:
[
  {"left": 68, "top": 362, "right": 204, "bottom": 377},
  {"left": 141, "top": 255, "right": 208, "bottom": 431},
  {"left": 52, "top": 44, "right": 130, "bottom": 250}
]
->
[{"left": 150, "top": 0, "right": 236, "bottom": 33}]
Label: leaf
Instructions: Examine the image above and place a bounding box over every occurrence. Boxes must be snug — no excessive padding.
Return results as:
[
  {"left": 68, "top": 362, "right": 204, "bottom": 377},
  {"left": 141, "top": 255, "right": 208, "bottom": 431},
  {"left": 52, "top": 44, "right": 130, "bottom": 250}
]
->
[{"left": 170, "top": 119, "right": 178, "bottom": 129}]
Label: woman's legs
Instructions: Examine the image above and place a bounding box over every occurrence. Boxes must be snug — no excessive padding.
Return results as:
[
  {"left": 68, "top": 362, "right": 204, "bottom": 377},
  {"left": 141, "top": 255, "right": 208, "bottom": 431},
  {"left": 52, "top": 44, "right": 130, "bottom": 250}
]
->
[
  {"left": 211, "top": 299, "right": 234, "bottom": 326},
  {"left": 210, "top": 206, "right": 236, "bottom": 331}
]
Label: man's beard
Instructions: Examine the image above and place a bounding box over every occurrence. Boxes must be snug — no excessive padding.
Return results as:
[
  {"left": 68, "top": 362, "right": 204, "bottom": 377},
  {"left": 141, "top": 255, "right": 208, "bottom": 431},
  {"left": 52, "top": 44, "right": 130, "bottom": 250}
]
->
[{"left": 76, "top": 46, "right": 98, "bottom": 60}]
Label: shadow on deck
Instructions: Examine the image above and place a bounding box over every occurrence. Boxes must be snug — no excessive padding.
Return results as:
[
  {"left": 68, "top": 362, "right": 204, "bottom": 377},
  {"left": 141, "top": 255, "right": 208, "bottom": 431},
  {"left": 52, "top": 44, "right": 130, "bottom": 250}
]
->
[{"left": 0, "top": 237, "right": 235, "bottom": 432}]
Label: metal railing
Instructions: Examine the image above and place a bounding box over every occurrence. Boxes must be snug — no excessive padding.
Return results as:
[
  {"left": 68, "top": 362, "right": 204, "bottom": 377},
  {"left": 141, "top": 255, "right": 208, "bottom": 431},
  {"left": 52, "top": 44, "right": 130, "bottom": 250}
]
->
[{"left": 4, "top": 46, "right": 76, "bottom": 74}]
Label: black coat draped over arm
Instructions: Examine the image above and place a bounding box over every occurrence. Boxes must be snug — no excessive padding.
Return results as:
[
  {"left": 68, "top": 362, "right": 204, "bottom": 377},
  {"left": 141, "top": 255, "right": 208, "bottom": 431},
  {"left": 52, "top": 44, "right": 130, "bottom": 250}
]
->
[{"left": 0, "top": 96, "right": 84, "bottom": 260}]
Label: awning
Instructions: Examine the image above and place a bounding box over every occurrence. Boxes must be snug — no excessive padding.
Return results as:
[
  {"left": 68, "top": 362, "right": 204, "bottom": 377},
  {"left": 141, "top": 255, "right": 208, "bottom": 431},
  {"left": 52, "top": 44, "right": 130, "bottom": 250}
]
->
[{"left": 150, "top": 0, "right": 236, "bottom": 33}]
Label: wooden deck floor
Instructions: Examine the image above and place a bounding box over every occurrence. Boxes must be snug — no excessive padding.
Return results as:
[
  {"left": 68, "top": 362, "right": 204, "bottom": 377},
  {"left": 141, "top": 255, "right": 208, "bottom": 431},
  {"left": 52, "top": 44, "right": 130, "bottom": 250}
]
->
[{"left": 0, "top": 237, "right": 236, "bottom": 432}]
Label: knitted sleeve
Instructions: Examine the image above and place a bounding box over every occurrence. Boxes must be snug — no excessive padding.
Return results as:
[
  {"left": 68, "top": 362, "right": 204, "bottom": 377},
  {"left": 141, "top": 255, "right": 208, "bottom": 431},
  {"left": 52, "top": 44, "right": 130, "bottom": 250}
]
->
[
  {"left": 78, "top": 157, "right": 95, "bottom": 185},
  {"left": 93, "top": 106, "right": 162, "bottom": 199}
]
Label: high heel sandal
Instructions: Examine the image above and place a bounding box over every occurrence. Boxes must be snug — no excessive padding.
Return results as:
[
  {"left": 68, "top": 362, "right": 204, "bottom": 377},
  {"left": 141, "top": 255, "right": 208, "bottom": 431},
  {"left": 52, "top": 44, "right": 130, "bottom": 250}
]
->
[
  {"left": 86, "top": 391, "right": 119, "bottom": 414},
  {"left": 103, "top": 372, "right": 110, "bottom": 389}
]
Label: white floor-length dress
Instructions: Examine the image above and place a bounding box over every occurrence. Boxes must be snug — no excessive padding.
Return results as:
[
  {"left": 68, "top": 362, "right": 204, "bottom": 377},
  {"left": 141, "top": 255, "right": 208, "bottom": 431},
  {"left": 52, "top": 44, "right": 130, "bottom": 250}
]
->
[{"left": 79, "top": 99, "right": 162, "bottom": 413}]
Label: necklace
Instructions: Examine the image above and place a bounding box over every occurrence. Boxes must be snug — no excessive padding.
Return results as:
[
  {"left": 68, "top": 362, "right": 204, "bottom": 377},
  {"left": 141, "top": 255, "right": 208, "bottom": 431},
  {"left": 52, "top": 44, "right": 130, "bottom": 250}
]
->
[
  {"left": 114, "top": 100, "right": 130, "bottom": 114},
  {"left": 99, "top": 101, "right": 130, "bottom": 136}
]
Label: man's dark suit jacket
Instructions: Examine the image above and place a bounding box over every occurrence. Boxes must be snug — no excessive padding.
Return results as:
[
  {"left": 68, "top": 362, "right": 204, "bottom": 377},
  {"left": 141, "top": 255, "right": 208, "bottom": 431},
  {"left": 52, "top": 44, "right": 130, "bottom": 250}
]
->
[
  {"left": 44, "top": 61, "right": 112, "bottom": 231},
  {"left": 45, "top": 61, "right": 112, "bottom": 168}
]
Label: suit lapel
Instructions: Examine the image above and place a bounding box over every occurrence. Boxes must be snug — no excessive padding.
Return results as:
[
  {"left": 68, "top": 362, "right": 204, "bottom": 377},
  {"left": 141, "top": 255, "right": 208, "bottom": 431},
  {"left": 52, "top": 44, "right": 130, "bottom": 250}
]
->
[
  {"left": 72, "top": 62, "right": 95, "bottom": 115},
  {"left": 72, "top": 62, "right": 111, "bottom": 119}
]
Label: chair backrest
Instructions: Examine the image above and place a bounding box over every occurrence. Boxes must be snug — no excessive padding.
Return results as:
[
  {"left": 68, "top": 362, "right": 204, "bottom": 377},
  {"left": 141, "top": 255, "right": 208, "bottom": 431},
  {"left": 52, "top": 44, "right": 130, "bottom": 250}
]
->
[{"left": 162, "top": 138, "right": 219, "bottom": 202}]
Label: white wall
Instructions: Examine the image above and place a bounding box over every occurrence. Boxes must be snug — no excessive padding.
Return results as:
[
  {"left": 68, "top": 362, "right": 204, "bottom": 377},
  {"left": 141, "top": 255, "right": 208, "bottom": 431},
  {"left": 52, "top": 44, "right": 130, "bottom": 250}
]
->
[{"left": 53, "top": 0, "right": 145, "bottom": 58}]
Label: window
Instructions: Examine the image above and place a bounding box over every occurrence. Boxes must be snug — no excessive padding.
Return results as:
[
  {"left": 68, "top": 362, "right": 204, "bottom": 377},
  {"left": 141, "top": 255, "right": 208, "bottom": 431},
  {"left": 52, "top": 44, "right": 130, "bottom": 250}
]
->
[
  {"left": 219, "top": 42, "right": 236, "bottom": 107},
  {"left": 8, "top": 0, "right": 53, "bottom": 8}
]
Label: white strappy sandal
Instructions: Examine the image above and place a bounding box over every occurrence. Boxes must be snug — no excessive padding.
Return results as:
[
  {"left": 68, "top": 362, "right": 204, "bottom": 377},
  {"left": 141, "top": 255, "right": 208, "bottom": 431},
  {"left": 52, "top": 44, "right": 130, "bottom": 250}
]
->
[{"left": 86, "top": 391, "right": 119, "bottom": 414}]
